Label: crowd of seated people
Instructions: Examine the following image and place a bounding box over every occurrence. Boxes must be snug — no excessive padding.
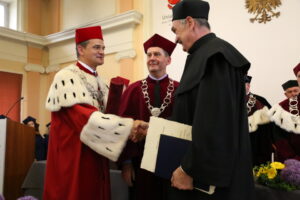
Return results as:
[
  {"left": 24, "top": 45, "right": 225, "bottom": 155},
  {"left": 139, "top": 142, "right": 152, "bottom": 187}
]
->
[{"left": 245, "top": 63, "right": 300, "bottom": 167}]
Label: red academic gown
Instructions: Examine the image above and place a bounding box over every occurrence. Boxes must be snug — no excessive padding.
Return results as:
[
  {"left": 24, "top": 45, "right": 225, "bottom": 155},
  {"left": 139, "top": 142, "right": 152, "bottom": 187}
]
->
[
  {"left": 118, "top": 75, "right": 179, "bottom": 200},
  {"left": 270, "top": 95, "right": 300, "bottom": 162},
  {"left": 44, "top": 104, "right": 110, "bottom": 200},
  {"left": 43, "top": 63, "right": 116, "bottom": 200}
]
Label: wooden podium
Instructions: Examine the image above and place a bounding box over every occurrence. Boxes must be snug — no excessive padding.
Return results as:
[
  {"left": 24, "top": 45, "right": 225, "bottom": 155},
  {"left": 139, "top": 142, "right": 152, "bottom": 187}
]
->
[{"left": 0, "top": 118, "right": 35, "bottom": 200}]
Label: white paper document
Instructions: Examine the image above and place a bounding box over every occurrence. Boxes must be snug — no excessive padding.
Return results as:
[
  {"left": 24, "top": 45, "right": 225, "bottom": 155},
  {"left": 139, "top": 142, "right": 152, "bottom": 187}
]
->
[{"left": 140, "top": 116, "right": 192, "bottom": 173}]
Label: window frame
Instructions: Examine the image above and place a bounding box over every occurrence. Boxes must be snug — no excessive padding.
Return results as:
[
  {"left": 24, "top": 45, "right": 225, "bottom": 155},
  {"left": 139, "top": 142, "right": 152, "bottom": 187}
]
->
[{"left": 0, "top": 1, "right": 9, "bottom": 28}]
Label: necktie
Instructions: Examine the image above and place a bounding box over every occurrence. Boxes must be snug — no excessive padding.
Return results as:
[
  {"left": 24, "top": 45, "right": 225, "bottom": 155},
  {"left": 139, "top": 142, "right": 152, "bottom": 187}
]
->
[{"left": 153, "top": 81, "right": 161, "bottom": 107}]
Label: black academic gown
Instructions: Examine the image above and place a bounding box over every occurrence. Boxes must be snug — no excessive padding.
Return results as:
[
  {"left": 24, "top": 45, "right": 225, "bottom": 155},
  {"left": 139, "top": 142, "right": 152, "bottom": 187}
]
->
[
  {"left": 253, "top": 94, "right": 271, "bottom": 109},
  {"left": 169, "top": 33, "right": 255, "bottom": 200},
  {"left": 35, "top": 133, "right": 49, "bottom": 161}
]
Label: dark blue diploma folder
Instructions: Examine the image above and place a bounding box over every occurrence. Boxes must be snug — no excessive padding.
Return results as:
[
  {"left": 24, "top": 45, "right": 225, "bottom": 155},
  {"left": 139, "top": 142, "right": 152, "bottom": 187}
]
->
[{"left": 154, "top": 134, "right": 191, "bottom": 179}]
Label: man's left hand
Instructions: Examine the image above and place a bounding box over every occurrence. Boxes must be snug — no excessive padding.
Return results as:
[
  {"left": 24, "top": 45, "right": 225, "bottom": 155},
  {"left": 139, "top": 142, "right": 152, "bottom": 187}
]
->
[{"left": 171, "top": 167, "right": 193, "bottom": 190}]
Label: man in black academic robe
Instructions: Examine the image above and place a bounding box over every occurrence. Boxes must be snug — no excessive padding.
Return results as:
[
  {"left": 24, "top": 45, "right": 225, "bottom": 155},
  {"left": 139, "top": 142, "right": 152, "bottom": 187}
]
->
[{"left": 168, "top": 1, "right": 255, "bottom": 200}]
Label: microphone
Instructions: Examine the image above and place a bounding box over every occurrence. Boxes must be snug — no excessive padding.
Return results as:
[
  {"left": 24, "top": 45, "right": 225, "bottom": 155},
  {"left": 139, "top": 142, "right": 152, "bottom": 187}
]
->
[{"left": 0, "top": 97, "right": 24, "bottom": 119}]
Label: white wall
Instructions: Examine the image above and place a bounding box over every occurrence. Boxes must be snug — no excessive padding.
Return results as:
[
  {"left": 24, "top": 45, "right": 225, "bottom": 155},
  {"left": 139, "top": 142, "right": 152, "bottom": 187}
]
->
[
  {"left": 61, "top": 0, "right": 116, "bottom": 30},
  {"left": 150, "top": 0, "right": 300, "bottom": 105}
]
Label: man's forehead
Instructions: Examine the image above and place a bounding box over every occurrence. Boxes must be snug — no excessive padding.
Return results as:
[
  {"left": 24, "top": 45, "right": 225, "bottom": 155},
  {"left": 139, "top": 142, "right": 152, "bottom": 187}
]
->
[
  {"left": 287, "top": 86, "right": 300, "bottom": 91},
  {"left": 88, "top": 38, "right": 104, "bottom": 45},
  {"left": 147, "top": 47, "right": 164, "bottom": 53}
]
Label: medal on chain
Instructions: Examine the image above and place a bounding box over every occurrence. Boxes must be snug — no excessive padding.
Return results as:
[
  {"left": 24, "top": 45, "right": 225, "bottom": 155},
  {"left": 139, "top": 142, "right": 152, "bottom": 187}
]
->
[{"left": 141, "top": 78, "right": 174, "bottom": 117}]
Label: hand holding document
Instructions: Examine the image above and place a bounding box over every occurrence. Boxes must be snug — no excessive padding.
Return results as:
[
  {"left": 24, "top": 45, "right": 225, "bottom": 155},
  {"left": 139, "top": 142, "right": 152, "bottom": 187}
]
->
[{"left": 141, "top": 117, "right": 216, "bottom": 194}]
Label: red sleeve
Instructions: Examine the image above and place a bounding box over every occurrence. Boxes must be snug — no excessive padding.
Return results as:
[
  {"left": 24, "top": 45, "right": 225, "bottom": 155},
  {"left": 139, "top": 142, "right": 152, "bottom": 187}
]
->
[
  {"left": 274, "top": 139, "right": 297, "bottom": 162},
  {"left": 118, "top": 83, "right": 139, "bottom": 119},
  {"left": 106, "top": 77, "right": 130, "bottom": 115},
  {"left": 52, "top": 104, "right": 98, "bottom": 135}
]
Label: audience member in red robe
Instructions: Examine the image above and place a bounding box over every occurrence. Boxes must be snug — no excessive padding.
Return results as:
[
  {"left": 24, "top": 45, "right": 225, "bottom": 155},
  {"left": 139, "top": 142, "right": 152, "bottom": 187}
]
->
[
  {"left": 43, "top": 26, "right": 147, "bottom": 200},
  {"left": 118, "top": 34, "right": 179, "bottom": 200},
  {"left": 269, "top": 64, "right": 300, "bottom": 162},
  {"left": 282, "top": 80, "right": 300, "bottom": 99}
]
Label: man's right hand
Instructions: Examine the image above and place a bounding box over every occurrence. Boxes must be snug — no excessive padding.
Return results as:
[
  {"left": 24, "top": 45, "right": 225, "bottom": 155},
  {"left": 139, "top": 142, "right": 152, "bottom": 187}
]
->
[
  {"left": 121, "top": 163, "right": 135, "bottom": 186},
  {"left": 130, "top": 120, "right": 148, "bottom": 142}
]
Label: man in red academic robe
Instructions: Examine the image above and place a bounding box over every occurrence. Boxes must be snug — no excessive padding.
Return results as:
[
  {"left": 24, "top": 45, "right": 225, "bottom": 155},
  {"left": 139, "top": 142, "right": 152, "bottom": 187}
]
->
[
  {"left": 43, "top": 26, "right": 147, "bottom": 200},
  {"left": 269, "top": 63, "right": 300, "bottom": 162},
  {"left": 282, "top": 80, "right": 300, "bottom": 99},
  {"left": 118, "top": 34, "right": 179, "bottom": 200}
]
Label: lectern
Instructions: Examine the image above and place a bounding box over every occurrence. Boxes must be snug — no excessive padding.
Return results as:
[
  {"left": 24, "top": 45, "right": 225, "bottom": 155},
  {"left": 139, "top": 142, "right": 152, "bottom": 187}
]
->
[{"left": 0, "top": 118, "right": 35, "bottom": 200}]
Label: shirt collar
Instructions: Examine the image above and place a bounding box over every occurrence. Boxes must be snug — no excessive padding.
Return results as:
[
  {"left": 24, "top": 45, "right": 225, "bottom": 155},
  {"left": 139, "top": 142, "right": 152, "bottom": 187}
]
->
[
  {"left": 77, "top": 60, "right": 97, "bottom": 76},
  {"left": 148, "top": 74, "right": 168, "bottom": 81}
]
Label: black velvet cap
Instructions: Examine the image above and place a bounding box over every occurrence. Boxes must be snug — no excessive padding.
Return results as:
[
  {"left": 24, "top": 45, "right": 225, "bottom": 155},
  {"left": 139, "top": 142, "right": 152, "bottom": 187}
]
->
[
  {"left": 282, "top": 80, "right": 299, "bottom": 91},
  {"left": 244, "top": 75, "right": 252, "bottom": 83},
  {"left": 172, "top": 0, "right": 210, "bottom": 21},
  {"left": 22, "top": 116, "right": 36, "bottom": 124}
]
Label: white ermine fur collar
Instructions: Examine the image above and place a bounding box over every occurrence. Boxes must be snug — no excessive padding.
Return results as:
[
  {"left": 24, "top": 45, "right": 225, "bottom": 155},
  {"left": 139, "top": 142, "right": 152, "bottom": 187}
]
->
[
  {"left": 45, "top": 64, "right": 108, "bottom": 112},
  {"left": 269, "top": 104, "right": 300, "bottom": 134},
  {"left": 248, "top": 106, "right": 270, "bottom": 133}
]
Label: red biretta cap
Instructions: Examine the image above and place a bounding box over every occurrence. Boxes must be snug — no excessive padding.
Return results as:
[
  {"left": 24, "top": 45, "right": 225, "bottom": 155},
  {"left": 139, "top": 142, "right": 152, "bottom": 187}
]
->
[
  {"left": 75, "top": 26, "right": 103, "bottom": 44},
  {"left": 293, "top": 63, "right": 300, "bottom": 76},
  {"left": 143, "top": 34, "right": 176, "bottom": 56}
]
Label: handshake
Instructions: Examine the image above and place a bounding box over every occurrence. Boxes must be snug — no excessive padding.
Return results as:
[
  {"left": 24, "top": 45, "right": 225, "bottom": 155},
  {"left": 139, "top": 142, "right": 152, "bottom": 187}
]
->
[{"left": 129, "top": 120, "right": 149, "bottom": 142}]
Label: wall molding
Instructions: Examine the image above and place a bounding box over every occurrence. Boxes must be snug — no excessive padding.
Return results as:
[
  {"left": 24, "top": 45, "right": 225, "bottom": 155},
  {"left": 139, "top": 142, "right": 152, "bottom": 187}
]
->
[
  {"left": 115, "top": 49, "right": 136, "bottom": 62},
  {"left": 45, "top": 64, "right": 60, "bottom": 73},
  {"left": 0, "top": 10, "right": 143, "bottom": 70},
  {"left": 24, "top": 64, "right": 45, "bottom": 73},
  {"left": 0, "top": 10, "right": 142, "bottom": 46},
  {"left": 46, "top": 10, "right": 142, "bottom": 45}
]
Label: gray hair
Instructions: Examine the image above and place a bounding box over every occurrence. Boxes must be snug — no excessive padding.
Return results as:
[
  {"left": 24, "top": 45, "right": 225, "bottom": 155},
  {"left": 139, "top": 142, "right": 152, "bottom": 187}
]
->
[
  {"left": 180, "top": 18, "right": 210, "bottom": 30},
  {"left": 76, "top": 40, "right": 89, "bottom": 58}
]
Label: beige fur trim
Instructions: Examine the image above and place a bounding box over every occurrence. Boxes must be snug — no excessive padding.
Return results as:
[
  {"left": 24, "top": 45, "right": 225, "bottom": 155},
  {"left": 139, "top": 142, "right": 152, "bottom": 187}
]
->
[
  {"left": 45, "top": 64, "right": 108, "bottom": 111},
  {"left": 80, "top": 111, "right": 133, "bottom": 161},
  {"left": 269, "top": 104, "right": 300, "bottom": 134},
  {"left": 248, "top": 106, "right": 270, "bottom": 133}
]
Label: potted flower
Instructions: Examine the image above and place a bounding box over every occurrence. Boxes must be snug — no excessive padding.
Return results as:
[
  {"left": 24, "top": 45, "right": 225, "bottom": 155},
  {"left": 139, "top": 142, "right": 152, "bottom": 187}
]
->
[{"left": 253, "top": 161, "right": 299, "bottom": 191}]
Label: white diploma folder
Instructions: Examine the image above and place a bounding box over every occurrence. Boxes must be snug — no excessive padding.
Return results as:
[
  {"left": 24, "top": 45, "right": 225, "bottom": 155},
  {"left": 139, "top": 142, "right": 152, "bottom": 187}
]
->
[{"left": 140, "top": 116, "right": 192, "bottom": 175}]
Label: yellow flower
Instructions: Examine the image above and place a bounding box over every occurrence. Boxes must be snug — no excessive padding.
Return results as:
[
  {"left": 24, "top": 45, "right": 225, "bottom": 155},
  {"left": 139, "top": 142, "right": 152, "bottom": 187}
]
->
[
  {"left": 255, "top": 167, "right": 265, "bottom": 177},
  {"left": 261, "top": 166, "right": 268, "bottom": 174},
  {"left": 255, "top": 169, "right": 261, "bottom": 177},
  {"left": 267, "top": 167, "right": 277, "bottom": 179},
  {"left": 270, "top": 162, "right": 285, "bottom": 170}
]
